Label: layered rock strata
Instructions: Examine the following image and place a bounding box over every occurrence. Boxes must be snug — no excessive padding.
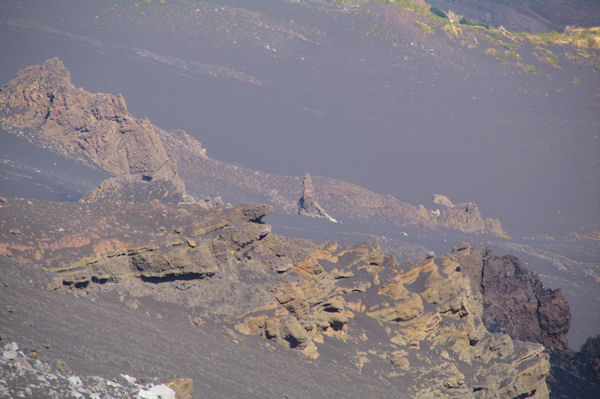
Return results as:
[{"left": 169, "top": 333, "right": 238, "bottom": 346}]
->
[
  {"left": 236, "top": 241, "right": 552, "bottom": 398},
  {"left": 0, "top": 195, "right": 562, "bottom": 398}
]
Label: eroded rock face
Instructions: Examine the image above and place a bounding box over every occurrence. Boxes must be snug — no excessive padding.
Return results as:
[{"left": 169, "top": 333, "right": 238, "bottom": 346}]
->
[
  {"left": 0, "top": 58, "right": 185, "bottom": 198},
  {"left": 438, "top": 201, "right": 504, "bottom": 236},
  {"left": 451, "top": 243, "right": 571, "bottom": 351},
  {"left": 236, "top": 241, "right": 551, "bottom": 398},
  {"left": 83, "top": 177, "right": 185, "bottom": 204},
  {"left": 0, "top": 59, "right": 506, "bottom": 235}
]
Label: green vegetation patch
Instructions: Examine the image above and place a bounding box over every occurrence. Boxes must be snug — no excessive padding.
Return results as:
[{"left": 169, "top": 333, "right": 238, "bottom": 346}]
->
[
  {"left": 527, "top": 26, "right": 600, "bottom": 49},
  {"left": 416, "top": 21, "right": 434, "bottom": 34},
  {"left": 524, "top": 64, "right": 537, "bottom": 73},
  {"left": 496, "top": 52, "right": 509, "bottom": 66}
]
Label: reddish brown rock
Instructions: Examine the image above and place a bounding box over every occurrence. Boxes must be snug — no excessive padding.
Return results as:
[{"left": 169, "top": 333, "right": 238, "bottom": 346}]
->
[
  {"left": 0, "top": 58, "right": 185, "bottom": 196},
  {"left": 450, "top": 243, "right": 571, "bottom": 351}
]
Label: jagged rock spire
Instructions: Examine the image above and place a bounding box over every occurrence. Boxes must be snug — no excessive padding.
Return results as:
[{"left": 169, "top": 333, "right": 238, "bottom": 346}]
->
[{"left": 298, "top": 174, "right": 337, "bottom": 223}]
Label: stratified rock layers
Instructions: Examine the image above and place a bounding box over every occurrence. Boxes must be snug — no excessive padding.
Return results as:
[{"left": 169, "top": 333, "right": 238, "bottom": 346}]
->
[
  {"left": 236, "top": 241, "right": 553, "bottom": 398},
  {"left": 0, "top": 196, "right": 566, "bottom": 398}
]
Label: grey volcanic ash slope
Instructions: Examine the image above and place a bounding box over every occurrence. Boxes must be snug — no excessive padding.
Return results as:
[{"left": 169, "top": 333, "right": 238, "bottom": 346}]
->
[
  {"left": 0, "top": 58, "right": 504, "bottom": 236},
  {"left": 1, "top": 0, "right": 598, "bottom": 237}
]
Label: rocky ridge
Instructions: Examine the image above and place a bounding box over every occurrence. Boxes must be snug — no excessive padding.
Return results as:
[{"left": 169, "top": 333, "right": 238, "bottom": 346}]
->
[
  {"left": 0, "top": 59, "right": 504, "bottom": 236},
  {"left": 235, "top": 241, "right": 552, "bottom": 398},
  {"left": 0, "top": 195, "right": 560, "bottom": 398}
]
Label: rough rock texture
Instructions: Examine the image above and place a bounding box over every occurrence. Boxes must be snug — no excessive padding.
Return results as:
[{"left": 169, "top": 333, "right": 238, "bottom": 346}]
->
[
  {"left": 451, "top": 243, "right": 571, "bottom": 351},
  {"left": 0, "top": 198, "right": 319, "bottom": 317},
  {"left": 0, "top": 195, "right": 560, "bottom": 398},
  {"left": 433, "top": 194, "right": 454, "bottom": 208},
  {"left": 0, "top": 58, "right": 185, "bottom": 198},
  {"left": 83, "top": 176, "right": 185, "bottom": 204},
  {"left": 236, "top": 241, "right": 551, "bottom": 398},
  {"left": 298, "top": 173, "right": 337, "bottom": 223},
  {"left": 548, "top": 335, "right": 600, "bottom": 398},
  {"left": 438, "top": 201, "right": 504, "bottom": 236}
]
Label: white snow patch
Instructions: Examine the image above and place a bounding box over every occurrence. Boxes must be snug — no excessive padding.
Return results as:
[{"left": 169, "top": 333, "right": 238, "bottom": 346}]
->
[{"left": 138, "top": 384, "right": 176, "bottom": 399}]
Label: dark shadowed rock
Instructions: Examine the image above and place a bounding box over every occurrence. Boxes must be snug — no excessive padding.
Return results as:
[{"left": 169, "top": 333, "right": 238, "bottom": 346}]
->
[
  {"left": 548, "top": 335, "right": 600, "bottom": 398},
  {"left": 451, "top": 243, "right": 571, "bottom": 351}
]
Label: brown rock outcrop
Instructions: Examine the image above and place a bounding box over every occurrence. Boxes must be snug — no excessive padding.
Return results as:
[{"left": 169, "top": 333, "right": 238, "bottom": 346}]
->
[
  {"left": 0, "top": 60, "right": 508, "bottom": 235},
  {"left": 0, "top": 195, "right": 555, "bottom": 398},
  {"left": 236, "top": 241, "right": 551, "bottom": 398},
  {"left": 438, "top": 201, "right": 504, "bottom": 236},
  {"left": 0, "top": 58, "right": 185, "bottom": 198},
  {"left": 450, "top": 243, "right": 571, "bottom": 351}
]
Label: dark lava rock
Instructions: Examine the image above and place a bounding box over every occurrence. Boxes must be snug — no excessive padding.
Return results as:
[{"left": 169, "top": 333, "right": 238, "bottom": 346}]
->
[
  {"left": 548, "top": 335, "right": 600, "bottom": 399},
  {"left": 452, "top": 243, "right": 571, "bottom": 351}
]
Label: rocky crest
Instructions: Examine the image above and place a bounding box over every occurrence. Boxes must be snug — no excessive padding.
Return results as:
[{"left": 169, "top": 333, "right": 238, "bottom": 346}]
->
[
  {"left": 0, "top": 58, "right": 185, "bottom": 199},
  {"left": 432, "top": 195, "right": 504, "bottom": 236}
]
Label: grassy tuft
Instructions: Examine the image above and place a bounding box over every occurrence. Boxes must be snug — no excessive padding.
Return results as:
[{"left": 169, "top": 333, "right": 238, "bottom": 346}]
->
[{"left": 416, "top": 21, "right": 434, "bottom": 34}]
